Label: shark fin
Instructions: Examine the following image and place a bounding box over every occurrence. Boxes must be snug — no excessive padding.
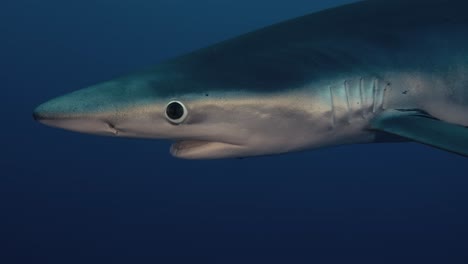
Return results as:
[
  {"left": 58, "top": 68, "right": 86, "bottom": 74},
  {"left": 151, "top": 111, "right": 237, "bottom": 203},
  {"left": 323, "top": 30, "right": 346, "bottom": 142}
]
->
[{"left": 370, "top": 109, "right": 468, "bottom": 157}]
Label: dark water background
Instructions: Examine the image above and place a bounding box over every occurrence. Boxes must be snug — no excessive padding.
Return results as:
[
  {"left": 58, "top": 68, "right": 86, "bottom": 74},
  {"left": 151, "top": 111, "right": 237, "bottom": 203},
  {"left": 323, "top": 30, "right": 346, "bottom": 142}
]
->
[{"left": 2, "top": 0, "right": 468, "bottom": 263}]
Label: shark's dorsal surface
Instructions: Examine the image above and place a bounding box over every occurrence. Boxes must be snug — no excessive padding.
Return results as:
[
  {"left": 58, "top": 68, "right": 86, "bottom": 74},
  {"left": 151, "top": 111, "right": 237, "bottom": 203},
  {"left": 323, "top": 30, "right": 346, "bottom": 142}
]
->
[
  {"left": 34, "top": 0, "right": 468, "bottom": 159},
  {"left": 155, "top": 0, "right": 468, "bottom": 95}
]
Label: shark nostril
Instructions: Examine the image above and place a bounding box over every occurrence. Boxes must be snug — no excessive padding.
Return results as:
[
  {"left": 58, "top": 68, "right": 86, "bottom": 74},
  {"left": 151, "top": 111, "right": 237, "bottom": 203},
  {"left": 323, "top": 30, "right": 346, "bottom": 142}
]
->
[{"left": 106, "top": 122, "right": 120, "bottom": 136}]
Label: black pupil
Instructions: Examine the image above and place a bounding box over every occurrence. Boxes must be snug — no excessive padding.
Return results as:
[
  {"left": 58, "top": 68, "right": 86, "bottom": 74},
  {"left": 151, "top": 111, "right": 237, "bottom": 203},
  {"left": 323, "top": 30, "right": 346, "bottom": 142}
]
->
[{"left": 166, "top": 102, "right": 184, "bottom": 120}]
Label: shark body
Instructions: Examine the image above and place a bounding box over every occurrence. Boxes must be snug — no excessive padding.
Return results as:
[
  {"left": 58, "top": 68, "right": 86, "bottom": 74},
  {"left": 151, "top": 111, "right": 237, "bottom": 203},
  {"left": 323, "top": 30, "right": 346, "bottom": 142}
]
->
[{"left": 34, "top": 0, "right": 468, "bottom": 159}]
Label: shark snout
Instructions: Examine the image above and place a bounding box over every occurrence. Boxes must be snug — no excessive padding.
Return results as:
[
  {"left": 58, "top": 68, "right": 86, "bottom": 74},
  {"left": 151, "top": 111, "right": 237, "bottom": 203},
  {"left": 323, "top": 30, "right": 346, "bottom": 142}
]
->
[
  {"left": 32, "top": 107, "right": 44, "bottom": 121},
  {"left": 32, "top": 83, "right": 126, "bottom": 136},
  {"left": 33, "top": 98, "right": 120, "bottom": 136},
  {"left": 33, "top": 92, "right": 93, "bottom": 122},
  {"left": 33, "top": 101, "right": 61, "bottom": 121}
]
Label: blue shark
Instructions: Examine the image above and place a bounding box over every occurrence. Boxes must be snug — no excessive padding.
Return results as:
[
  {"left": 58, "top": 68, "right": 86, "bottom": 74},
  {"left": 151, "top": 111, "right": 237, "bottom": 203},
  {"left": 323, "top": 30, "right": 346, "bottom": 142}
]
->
[{"left": 33, "top": 0, "right": 468, "bottom": 159}]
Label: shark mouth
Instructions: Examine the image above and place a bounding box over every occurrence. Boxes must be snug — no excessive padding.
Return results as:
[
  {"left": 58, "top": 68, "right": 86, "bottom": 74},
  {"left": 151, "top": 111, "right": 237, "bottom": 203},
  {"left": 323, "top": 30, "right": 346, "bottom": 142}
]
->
[{"left": 170, "top": 140, "right": 245, "bottom": 159}]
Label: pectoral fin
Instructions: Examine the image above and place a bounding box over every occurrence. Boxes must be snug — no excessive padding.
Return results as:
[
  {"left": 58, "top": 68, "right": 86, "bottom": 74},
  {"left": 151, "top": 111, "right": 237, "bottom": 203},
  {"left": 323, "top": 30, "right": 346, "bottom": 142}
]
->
[{"left": 370, "top": 110, "right": 468, "bottom": 157}]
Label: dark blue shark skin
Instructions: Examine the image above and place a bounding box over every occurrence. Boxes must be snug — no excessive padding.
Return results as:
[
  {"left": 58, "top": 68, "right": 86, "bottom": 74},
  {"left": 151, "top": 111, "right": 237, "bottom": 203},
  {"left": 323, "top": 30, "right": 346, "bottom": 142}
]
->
[{"left": 139, "top": 0, "right": 468, "bottom": 97}]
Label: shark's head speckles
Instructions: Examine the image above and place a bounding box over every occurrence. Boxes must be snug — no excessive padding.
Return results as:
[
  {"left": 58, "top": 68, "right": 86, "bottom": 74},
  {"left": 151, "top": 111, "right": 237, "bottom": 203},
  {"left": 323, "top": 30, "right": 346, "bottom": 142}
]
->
[{"left": 33, "top": 76, "right": 158, "bottom": 136}]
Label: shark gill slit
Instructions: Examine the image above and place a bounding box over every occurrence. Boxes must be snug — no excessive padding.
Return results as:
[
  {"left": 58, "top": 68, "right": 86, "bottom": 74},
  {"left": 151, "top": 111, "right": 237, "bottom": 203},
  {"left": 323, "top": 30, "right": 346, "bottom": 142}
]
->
[
  {"left": 381, "top": 82, "right": 391, "bottom": 110},
  {"left": 372, "top": 78, "right": 378, "bottom": 113},
  {"left": 329, "top": 85, "right": 336, "bottom": 128},
  {"left": 375, "top": 78, "right": 387, "bottom": 112},
  {"left": 359, "top": 77, "right": 366, "bottom": 119},
  {"left": 344, "top": 80, "right": 352, "bottom": 123}
]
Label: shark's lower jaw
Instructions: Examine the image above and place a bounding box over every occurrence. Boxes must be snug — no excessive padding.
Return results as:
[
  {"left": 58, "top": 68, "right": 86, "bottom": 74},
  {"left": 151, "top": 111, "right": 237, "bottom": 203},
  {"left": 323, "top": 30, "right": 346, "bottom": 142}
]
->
[{"left": 170, "top": 140, "right": 246, "bottom": 159}]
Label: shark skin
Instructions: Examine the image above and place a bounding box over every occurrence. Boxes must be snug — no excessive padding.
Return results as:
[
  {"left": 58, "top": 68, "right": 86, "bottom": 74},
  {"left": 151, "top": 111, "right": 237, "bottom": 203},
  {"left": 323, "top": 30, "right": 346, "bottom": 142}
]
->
[{"left": 33, "top": 0, "right": 468, "bottom": 159}]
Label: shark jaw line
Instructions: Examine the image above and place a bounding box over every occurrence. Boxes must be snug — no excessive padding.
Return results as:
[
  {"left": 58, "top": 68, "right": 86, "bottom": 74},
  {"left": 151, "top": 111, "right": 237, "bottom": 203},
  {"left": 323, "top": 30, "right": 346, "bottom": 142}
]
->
[{"left": 169, "top": 140, "right": 246, "bottom": 159}]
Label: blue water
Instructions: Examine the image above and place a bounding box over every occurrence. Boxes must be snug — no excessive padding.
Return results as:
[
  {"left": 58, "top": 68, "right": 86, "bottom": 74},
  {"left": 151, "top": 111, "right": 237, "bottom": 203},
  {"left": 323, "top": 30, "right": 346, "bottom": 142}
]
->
[{"left": 2, "top": 0, "right": 468, "bottom": 263}]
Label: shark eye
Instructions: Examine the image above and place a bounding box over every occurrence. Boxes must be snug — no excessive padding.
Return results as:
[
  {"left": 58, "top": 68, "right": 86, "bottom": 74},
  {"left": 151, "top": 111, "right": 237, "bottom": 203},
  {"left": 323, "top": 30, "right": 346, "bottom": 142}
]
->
[{"left": 165, "top": 101, "right": 188, "bottom": 124}]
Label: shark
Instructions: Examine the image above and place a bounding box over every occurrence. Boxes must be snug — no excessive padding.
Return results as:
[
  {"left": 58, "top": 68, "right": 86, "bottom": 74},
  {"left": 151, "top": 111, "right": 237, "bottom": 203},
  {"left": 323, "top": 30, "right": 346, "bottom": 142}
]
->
[{"left": 33, "top": 0, "right": 468, "bottom": 159}]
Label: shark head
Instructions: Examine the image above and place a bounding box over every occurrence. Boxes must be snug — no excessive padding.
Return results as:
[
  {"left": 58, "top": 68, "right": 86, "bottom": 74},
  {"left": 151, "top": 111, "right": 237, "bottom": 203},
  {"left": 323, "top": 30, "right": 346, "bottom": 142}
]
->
[{"left": 33, "top": 58, "right": 349, "bottom": 159}]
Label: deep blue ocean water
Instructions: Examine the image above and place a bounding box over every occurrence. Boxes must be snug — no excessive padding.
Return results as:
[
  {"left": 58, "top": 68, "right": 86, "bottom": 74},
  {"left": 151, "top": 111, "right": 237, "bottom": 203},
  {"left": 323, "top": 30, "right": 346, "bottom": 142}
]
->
[{"left": 2, "top": 0, "right": 468, "bottom": 263}]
